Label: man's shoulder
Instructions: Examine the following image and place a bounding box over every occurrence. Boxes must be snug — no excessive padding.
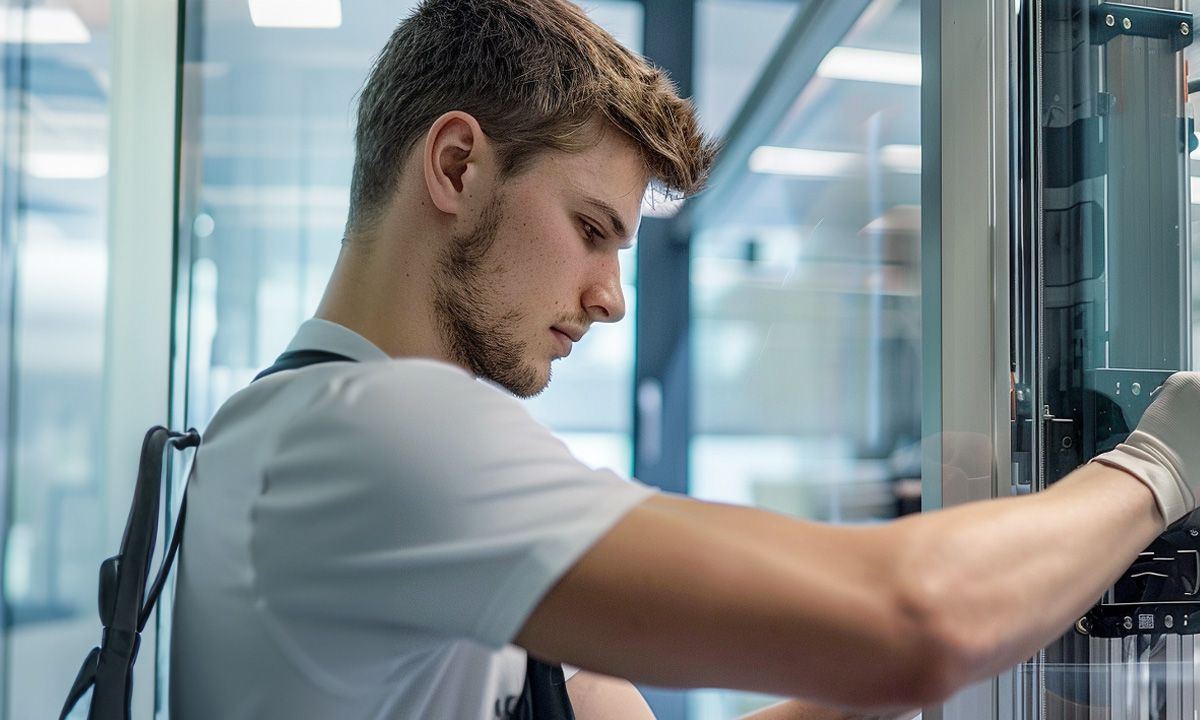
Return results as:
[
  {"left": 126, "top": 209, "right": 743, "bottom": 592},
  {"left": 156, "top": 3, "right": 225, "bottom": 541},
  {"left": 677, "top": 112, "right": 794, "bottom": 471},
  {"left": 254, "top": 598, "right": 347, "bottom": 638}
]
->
[{"left": 267, "top": 356, "right": 530, "bottom": 438}]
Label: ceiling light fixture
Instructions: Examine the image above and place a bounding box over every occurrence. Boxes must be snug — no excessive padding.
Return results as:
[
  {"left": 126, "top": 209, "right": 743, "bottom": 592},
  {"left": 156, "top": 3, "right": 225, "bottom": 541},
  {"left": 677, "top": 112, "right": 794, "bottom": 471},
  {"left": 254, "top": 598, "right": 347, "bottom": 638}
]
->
[
  {"left": 880, "top": 144, "right": 921, "bottom": 173},
  {"left": 0, "top": 7, "right": 90, "bottom": 44},
  {"left": 748, "top": 146, "right": 860, "bottom": 177},
  {"left": 817, "top": 47, "right": 921, "bottom": 86},
  {"left": 27, "top": 152, "right": 108, "bottom": 180},
  {"left": 249, "top": 0, "right": 342, "bottom": 29}
]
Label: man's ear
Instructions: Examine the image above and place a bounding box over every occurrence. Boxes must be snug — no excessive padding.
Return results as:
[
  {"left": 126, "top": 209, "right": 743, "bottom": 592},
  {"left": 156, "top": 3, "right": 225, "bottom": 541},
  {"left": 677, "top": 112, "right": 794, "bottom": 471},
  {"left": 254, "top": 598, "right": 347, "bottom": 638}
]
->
[{"left": 423, "top": 111, "right": 494, "bottom": 216}]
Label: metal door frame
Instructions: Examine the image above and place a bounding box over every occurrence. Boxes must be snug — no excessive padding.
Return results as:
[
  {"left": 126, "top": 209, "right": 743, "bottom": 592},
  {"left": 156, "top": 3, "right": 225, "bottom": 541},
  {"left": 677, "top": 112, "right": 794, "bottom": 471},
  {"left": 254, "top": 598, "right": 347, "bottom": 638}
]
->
[
  {"left": 107, "top": 1, "right": 181, "bottom": 716},
  {"left": 921, "top": 0, "right": 1015, "bottom": 717}
]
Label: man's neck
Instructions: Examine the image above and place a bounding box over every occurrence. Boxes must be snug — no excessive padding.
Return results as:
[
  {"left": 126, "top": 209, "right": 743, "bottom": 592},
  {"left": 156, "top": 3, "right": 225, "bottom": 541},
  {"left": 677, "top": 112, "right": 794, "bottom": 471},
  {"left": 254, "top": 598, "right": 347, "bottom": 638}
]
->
[{"left": 314, "top": 243, "right": 456, "bottom": 367}]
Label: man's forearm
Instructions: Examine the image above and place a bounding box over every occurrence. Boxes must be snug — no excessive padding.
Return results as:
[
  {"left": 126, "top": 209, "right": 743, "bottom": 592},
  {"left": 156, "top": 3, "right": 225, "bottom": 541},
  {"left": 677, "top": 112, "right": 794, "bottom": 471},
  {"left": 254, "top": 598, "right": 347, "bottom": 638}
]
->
[
  {"left": 880, "top": 461, "right": 1162, "bottom": 685},
  {"left": 739, "top": 700, "right": 919, "bottom": 720}
]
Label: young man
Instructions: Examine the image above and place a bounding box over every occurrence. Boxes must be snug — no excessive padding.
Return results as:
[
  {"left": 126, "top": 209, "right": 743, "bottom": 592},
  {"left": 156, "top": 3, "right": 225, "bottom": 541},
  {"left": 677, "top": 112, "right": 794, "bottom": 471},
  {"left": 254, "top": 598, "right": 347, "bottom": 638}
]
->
[{"left": 169, "top": 0, "right": 1200, "bottom": 718}]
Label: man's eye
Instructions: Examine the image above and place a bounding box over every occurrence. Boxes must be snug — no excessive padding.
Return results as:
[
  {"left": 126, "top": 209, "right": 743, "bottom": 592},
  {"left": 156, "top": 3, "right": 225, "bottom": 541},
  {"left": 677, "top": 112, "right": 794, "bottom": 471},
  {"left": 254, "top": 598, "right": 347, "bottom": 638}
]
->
[{"left": 581, "top": 221, "right": 602, "bottom": 243}]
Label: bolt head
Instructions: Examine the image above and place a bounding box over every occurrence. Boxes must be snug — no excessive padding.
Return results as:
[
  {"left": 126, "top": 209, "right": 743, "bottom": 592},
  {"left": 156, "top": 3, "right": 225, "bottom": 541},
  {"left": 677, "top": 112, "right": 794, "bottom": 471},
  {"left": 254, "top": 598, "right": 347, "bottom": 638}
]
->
[
  {"left": 1190, "top": 528, "right": 1198, "bottom": 537},
  {"left": 1132, "top": 382, "right": 1142, "bottom": 396},
  {"left": 1122, "top": 17, "right": 1132, "bottom": 30},
  {"left": 1123, "top": 616, "right": 1134, "bottom": 630},
  {"left": 1166, "top": 615, "right": 1176, "bottom": 629},
  {"left": 1184, "top": 22, "right": 1192, "bottom": 36},
  {"left": 1106, "top": 13, "right": 1116, "bottom": 26}
]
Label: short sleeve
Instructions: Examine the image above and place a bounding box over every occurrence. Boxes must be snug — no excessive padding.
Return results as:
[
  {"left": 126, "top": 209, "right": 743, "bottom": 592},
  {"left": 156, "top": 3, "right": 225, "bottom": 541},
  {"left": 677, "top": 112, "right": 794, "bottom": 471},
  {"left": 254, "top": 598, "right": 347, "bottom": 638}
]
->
[{"left": 252, "top": 360, "right": 656, "bottom": 649}]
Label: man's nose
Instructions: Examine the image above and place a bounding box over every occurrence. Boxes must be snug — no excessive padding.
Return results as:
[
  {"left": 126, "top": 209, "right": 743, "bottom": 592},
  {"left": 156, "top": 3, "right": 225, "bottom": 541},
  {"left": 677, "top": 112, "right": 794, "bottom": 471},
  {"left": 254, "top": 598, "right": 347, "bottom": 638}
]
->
[{"left": 583, "top": 258, "right": 626, "bottom": 324}]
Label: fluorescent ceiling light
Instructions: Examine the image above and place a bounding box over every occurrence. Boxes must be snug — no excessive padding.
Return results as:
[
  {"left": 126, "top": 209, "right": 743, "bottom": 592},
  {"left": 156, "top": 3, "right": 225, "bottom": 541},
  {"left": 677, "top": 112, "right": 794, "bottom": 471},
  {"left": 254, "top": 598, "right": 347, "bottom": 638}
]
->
[
  {"left": 880, "top": 144, "right": 921, "bottom": 173},
  {"left": 249, "top": 0, "right": 342, "bottom": 28},
  {"left": 749, "top": 146, "right": 859, "bottom": 177},
  {"left": 27, "top": 152, "right": 108, "bottom": 180},
  {"left": 818, "top": 47, "right": 921, "bottom": 86},
  {"left": 0, "top": 8, "right": 90, "bottom": 44}
]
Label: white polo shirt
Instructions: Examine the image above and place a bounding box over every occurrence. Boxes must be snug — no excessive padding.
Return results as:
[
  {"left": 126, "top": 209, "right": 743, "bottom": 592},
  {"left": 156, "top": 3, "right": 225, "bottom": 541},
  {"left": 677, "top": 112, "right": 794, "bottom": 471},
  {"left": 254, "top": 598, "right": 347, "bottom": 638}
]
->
[{"left": 169, "top": 318, "right": 655, "bottom": 720}]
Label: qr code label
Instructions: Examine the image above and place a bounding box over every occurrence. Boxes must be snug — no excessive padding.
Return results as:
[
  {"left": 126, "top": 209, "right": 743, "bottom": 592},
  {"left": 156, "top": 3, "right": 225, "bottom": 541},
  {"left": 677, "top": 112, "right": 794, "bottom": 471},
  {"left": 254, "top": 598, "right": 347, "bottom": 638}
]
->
[{"left": 1138, "top": 614, "right": 1155, "bottom": 630}]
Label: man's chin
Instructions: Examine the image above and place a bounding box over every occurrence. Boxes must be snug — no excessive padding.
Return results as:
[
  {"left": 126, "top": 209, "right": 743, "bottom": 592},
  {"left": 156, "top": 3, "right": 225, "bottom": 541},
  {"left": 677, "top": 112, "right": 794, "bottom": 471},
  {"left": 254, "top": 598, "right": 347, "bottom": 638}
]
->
[{"left": 491, "top": 362, "right": 551, "bottom": 399}]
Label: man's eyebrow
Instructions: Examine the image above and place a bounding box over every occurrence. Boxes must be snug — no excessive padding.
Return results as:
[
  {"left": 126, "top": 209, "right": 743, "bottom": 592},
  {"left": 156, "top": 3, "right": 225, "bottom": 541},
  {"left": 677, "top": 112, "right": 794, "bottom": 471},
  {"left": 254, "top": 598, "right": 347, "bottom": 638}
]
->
[{"left": 582, "top": 197, "right": 630, "bottom": 242}]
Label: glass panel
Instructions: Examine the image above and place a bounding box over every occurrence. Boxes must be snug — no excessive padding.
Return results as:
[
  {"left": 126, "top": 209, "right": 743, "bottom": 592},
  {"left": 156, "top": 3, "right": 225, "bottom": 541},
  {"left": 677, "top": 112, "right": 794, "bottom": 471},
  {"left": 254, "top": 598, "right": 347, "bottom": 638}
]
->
[
  {"left": 689, "top": 0, "right": 921, "bottom": 715},
  {"left": 1016, "top": 0, "right": 1194, "bottom": 716},
  {"left": 0, "top": 4, "right": 114, "bottom": 719},
  {"left": 695, "top": 0, "right": 805, "bottom": 136}
]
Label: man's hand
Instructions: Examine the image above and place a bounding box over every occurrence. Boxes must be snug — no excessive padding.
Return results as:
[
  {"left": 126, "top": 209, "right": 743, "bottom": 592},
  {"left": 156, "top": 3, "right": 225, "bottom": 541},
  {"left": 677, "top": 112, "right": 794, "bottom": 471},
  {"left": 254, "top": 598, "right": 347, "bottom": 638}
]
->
[{"left": 1092, "top": 371, "right": 1200, "bottom": 526}]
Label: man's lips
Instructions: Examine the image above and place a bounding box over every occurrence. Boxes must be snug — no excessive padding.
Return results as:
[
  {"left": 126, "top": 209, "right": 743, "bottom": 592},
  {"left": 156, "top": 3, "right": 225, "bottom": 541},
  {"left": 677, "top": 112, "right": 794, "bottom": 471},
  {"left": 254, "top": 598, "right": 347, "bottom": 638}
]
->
[
  {"left": 550, "top": 327, "right": 578, "bottom": 357},
  {"left": 552, "top": 325, "right": 585, "bottom": 342}
]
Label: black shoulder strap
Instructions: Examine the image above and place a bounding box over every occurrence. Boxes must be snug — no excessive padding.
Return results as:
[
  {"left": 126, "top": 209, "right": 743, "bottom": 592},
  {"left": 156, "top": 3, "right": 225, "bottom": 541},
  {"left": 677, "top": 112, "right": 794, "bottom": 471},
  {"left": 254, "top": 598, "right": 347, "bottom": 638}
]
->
[
  {"left": 64, "top": 346, "right": 574, "bottom": 720},
  {"left": 61, "top": 349, "right": 353, "bottom": 720},
  {"left": 60, "top": 427, "right": 200, "bottom": 720},
  {"left": 252, "top": 348, "right": 356, "bottom": 382},
  {"left": 509, "top": 656, "right": 577, "bottom": 720}
]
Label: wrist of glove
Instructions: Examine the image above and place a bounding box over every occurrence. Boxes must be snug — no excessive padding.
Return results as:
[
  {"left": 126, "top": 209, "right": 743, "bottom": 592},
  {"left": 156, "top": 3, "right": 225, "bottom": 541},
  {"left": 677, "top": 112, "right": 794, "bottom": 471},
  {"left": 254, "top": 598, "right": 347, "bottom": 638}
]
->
[
  {"left": 1092, "top": 430, "right": 1189, "bottom": 526},
  {"left": 1090, "top": 372, "right": 1200, "bottom": 527}
]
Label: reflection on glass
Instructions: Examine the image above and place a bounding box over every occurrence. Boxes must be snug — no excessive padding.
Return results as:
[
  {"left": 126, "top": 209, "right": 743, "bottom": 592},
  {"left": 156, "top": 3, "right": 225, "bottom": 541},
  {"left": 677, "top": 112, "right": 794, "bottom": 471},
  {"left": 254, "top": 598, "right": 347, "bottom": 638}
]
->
[
  {"left": 0, "top": 6, "right": 113, "bottom": 719},
  {"left": 1013, "top": 1, "right": 1195, "bottom": 716},
  {"left": 689, "top": 0, "right": 920, "bottom": 715}
]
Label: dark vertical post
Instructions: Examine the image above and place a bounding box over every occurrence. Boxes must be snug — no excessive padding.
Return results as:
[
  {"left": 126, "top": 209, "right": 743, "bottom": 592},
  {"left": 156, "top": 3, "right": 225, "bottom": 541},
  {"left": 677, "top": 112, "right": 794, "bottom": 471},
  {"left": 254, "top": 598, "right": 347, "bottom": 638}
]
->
[
  {"left": 635, "top": 0, "right": 693, "bottom": 497},
  {"left": 635, "top": 2, "right": 694, "bottom": 718}
]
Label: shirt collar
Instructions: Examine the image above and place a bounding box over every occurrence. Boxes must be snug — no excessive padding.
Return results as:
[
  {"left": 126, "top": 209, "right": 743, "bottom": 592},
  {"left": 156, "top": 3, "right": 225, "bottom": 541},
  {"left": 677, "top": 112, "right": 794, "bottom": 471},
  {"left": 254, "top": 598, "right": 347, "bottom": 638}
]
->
[{"left": 283, "top": 318, "right": 391, "bottom": 363}]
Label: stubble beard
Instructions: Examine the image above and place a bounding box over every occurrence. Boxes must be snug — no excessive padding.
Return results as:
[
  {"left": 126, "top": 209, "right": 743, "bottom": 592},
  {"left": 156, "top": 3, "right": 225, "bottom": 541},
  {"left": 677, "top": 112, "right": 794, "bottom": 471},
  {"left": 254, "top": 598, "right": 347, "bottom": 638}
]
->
[{"left": 432, "top": 197, "right": 550, "bottom": 398}]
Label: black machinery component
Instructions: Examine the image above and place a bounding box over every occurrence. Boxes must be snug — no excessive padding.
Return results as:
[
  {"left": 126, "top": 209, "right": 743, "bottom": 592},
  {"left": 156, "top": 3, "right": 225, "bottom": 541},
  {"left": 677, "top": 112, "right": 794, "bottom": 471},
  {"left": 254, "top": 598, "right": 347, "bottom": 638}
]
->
[{"left": 1025, "top": 1, "right": 1192, "bottom": 641}]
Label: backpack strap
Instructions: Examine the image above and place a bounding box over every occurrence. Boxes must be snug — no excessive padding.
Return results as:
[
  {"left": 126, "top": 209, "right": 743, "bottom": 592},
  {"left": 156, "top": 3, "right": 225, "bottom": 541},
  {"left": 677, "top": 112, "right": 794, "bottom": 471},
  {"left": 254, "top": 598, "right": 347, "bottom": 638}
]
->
[
  {"left": 60, "top": 427, "right": 199, "bottom": 720},
  {"left": 509, "top": 656, "right": 577, "bottom": 720},
  {"left": 60, "top": 350, "right": 355, "bottom": 720},
  {"left": 252, "top": 349, "right": 355, "bottom": 382}
]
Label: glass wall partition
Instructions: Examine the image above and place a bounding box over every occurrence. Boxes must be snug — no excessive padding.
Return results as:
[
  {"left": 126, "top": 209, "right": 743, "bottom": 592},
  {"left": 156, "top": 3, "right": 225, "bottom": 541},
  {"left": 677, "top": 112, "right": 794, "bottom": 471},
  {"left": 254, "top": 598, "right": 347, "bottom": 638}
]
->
[
  {"left": 687, "top": 0, "right": 922, "bottom": 716},
  {"left": 0, "top": 2, "right": 179, "bottom": 718},
  {"left": 0, "top": 4, "right": 113, "bottom": 718}
]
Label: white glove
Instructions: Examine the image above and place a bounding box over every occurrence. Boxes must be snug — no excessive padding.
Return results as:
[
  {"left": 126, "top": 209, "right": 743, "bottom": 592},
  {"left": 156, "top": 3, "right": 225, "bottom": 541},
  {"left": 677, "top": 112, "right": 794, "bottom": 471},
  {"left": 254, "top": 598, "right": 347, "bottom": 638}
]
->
[{"left": 1091, "top": 371, "right": 1200, "bottom": 526}]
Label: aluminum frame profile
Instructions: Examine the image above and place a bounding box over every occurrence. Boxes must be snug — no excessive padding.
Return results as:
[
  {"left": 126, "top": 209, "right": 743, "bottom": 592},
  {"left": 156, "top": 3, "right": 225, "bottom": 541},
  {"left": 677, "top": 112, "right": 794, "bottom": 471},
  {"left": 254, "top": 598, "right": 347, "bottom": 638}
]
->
[{"left": 920, "top": 0, "right": 1014, "bottom": 717}]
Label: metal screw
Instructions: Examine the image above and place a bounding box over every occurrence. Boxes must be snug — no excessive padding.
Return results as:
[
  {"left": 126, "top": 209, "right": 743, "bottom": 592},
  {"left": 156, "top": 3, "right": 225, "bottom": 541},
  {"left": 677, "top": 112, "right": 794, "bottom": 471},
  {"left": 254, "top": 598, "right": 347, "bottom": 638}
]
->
[
  {"left": 1062, "top": 436, "right": 1074, "bottom": 449},
  {"left": 1115, "top": 381, "right": 1122, "bottom": 395},
  {"left": 1132, "top": 382, "right": 1142, "bottom": 396},
  {"left": 1183, "top": 22, "right": 1191, "bottom": 36},
  {"left": 1123, "top": 616, "right": 1134, "bottom": 630},
  {"left": 1123, "top": 17, "right": 1132, "bottom": 30},
  {"left": 1190, "top": 529, "right": 1198, "bottom": 537},
  {"left": 1166, "top": 615, "right": 1176, "bottom": 629},
  {"left": 1106, "top": 13, "right": 1116, "bottom": 26}
]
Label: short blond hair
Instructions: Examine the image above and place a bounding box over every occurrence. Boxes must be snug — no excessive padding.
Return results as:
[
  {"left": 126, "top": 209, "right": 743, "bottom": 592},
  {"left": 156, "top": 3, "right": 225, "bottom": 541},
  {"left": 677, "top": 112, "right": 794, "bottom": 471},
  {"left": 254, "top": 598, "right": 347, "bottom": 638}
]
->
[{"left": 347, "top": 0, "right": 718, "bottom": 235}]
